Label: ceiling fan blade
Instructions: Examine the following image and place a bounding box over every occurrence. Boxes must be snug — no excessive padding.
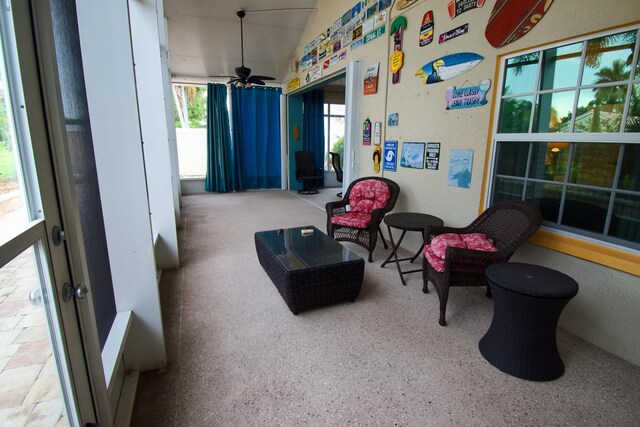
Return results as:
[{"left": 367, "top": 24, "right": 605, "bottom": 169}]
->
[{"left": 249, "top": 75, "right": 275, "bottom": 81}]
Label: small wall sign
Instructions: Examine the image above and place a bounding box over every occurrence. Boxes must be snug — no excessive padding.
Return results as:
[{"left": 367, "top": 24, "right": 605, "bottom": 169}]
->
[
  {"left": 364, "top": 25, "right": 386, "bottom": 44},
  {"left": 448, "top": 0, "right": 485, "bottom": 19},
  {"left": 439, "top": 23, "right": 469, "bottom": 44},
  {"left": 383, "top": 141, "right": 398, "bottom": 172},
  {"left": 445, "top": 80, "right": 491, "bottom": 109},
  {"left": 373, "top": 122, "right": 382, "bottom": 145},
  {"left": 387, "top": 113, "right": 399, "bottom": 126},
  {"left": 363, "top": 117, "right": 372, "bottom": 145},
  {"left": 364, "top": 62, "right": 380, "bottom": 95},
  {"left": 419, "top": 11, "right": 434, "bottom": 46},
  {"left": 426, "top": 143, "right": 441, "bottom": 170},
  {"left": 287, "top": 77, "right": 300, "bottom": 92}
]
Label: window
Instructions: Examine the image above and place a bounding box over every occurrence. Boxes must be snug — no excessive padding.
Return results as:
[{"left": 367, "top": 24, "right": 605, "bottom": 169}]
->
[
  {"left": 324, "top": 103, "right": 345, "bottom": 171},
  {"left": 172, "top": 83, "right": 207, "bottom": 178},
  {"left": 489, "top": 26, "right": 640, "bottom": 254}
]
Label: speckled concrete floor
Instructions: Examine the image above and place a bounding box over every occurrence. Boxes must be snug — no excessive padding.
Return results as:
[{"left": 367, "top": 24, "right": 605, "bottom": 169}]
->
[{"left": 131, "top": 191, "right": 640, "bottom": 426}]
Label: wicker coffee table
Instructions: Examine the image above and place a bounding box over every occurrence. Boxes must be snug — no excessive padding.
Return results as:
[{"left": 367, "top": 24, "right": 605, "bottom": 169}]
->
[{"left": 255, "top": 226, "right": 365, "bottom": 314}]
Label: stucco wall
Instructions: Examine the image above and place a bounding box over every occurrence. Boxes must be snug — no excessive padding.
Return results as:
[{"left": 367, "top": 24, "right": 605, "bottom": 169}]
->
[{"left": 284, "top": 0, "right": 640, "bottom": 366}]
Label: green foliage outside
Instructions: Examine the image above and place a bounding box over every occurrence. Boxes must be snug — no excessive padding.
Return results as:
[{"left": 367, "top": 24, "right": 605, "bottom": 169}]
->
[
  {"left": 331, "top": 135, "right": 344, "bottom": 168},
  {"left": 173, "top": 85, "right": 207, "bottom": 129},
  {"left": 0, "top": 87, "right": 16, "bottom": 181}
]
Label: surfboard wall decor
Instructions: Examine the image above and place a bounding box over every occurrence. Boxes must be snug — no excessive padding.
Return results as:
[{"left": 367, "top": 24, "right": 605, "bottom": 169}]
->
[
  {"left": 485, "top": 0, "right": 555, "bottom": 48},
  {"left": 415, "top": 52, "right": 484, "bottom": 85}
]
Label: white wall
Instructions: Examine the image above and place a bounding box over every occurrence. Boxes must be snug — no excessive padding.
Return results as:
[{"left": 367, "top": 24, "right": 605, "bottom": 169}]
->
[
  {"left": 176, "top": 128, "right": 207, "bottom": 177},
  {"left": 129, "top": 0, "right": 180, "bottom": 269},
  {"left": 285, "top": 0, "right": 640, "bottom": 366},
  {"left": 75, "top": 0, "right": 166, "bottom": 371}
]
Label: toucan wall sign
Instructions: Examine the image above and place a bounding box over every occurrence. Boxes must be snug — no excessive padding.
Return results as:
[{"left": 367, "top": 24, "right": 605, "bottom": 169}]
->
[{"left": 415, "top": 52, "right": 483, "bottom": 85}]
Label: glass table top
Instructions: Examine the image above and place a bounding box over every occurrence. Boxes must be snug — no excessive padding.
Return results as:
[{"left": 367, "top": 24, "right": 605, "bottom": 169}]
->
[{"left": 255, "top": 226, "right": 363, "bottom": 271}]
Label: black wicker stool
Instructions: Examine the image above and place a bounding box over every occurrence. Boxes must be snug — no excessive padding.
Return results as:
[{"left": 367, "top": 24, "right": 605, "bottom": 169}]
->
[{"left": 479, "top": 263, "right": 578, "bottom": 381}]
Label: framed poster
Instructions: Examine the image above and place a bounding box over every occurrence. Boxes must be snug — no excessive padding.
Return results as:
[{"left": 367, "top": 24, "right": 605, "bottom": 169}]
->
[
  {"left": 400, "top": 142, "right": 425, "bottom": 169},
  {"left": 448, "top": 149, "right": 473, "bottom": 188},
  {"left": 383, "top": 140, "right": 398, "bottom": 172},
  {"left": 426, "top": 143, "right": 441, "bottom": 170}
]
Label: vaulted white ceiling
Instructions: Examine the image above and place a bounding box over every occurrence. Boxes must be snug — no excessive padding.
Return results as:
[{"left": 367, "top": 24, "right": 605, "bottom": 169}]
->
[{"left": 165, "top": 0, "right": 318, "bottom": 84}]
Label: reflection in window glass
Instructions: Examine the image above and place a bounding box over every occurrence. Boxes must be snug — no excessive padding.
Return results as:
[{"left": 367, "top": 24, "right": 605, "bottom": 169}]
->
[
  {"left": 540, "top": 42, "right": 582, "bottom": 90},
  {"left": 611, "top": 194, "right": 640, "bottom": 243},
  {"left": 533, "top": 91, "right": 575, "bottom": 132},
  {"left": 496, "top": 142, "right": 529, "bottom": 177},
  {"left": 526, "top": 182, "right": 563, "bottom": 223},
  {"left": 529, "top": 142, "right": 569, "bottom": 181},
  {"left": 618, "top": 144, "right": 640, "bottom": 191},
  {"left": 493, "top": 177, "right": 523, "bottom": 202},
  {"left": 0, "top": 42, "right": 28, "bottom": 243},
  {"left": 562, "top": 187, "right": 610, "bottom": 233},
  {"left": 626, "top": 83, "right": 640, "bottom": 132},
  {"left": 569, "top": 143, "right": 620, "bottom": 187},
  {"left": 576, "top": 86, "right": 626, "bottom": 133},
  {"left": 582, "top": 30, "right": 636, "bottom": 86},
  {"left": 498, "top": 96, "right": 533, "bottom": 133},
  {"left": 503, "top": 52, "right": 540, "bottom": 95}
]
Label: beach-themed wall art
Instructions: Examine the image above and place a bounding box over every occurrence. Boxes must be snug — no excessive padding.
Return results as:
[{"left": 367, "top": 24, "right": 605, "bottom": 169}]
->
[
  {"left": 448, "top": 149, "right": 474, "bottom": 188},
  {"left": 305, "top": 64, "right": 322, "bottom": 83},
  {"left": 387, "top": 113, "right": 399, "bottom": 126},
  {"left": 287, "top": 77, "right": 300, "bottom": 92},
  {"left": 444, "top": 80, "right": 491, "bottom": 110},
  {"left": 401, "top": 142, "right": 426, "bottom": 169},
  {"left": 390, "top": 17, "right": 407, "bottom": 84},
  {"left": 448, "top": 0, "right": 485, "bottom": 19},
  {"left": 364, "top": 25, "right": 386, "bottom": 44},
  {"left": 426, "top": 143, "right": 441, "bottom": 170},
  {"left": 445, "top": 80, "right": 491, "bottom": 109},
  {"left": 395, "top": 0, "right": 419, "bottom": 10},
  {"left": 485, "top": 0, "right": 554, "bottom": 48},
  {"left": 415, "top": 52, "right": 483, "bottom": 85},
  {"left": 373, "top": 145, "right": 382, "bottom": 173},
  {"left": 363, "top": 117, "right": 372, "bottom": 145},
  {"left": 383, "top": 141, "right": 398, "bottom": 172},
  {"left": 439, "top": 23, "right": 469, "bottom": 44},
  {"left": 419, "top": 11, "right": 434, "bottom": 47},
  {"left": 364, "top": 62, "right": 380, "bottom": 94},
  {"left": 373, "top": 122, "right": 382, "bottom": 145}
]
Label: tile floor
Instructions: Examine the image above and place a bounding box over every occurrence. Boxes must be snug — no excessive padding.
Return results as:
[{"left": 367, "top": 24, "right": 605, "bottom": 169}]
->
[{"left": 0, "top": 251, "right": 67, "bottom": 426}]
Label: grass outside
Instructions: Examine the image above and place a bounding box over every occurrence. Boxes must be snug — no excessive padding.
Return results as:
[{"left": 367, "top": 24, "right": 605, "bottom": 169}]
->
[{"left": 0, "top": 143, "right": 16, "bottom": 181}]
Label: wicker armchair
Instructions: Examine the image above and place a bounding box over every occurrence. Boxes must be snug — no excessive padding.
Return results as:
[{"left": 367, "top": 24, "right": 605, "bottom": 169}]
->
[
  {"left": 422, "top": 201, "right": 543, "bottom": 326},
  {"left": 326, "top": 177, "right": 400, "bottom": 262}
]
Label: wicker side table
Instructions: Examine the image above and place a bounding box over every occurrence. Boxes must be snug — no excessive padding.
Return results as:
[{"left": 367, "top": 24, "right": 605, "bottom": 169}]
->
[
  {"left": 479, "top": 263, "right": 579, "bottom": 381},
  {"left": 255, "top": 226, "right": 364, "bottom": 314}
]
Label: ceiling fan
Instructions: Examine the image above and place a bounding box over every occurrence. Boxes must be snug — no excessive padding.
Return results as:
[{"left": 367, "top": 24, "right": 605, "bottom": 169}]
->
[{"left": 224, "top": 9, "right": 275, "bottom": 87}]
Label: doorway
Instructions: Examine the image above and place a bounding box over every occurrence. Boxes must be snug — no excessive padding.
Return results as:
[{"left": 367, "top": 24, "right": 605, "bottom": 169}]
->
[{"left": 0, "top": 2, "right": 96, "bottom": 425}]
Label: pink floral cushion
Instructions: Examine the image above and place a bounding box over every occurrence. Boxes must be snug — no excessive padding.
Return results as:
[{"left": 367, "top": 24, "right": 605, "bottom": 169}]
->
[
  {"left": 430, "top": 233, "right": 467, "bottom": 259},
  {"left": 424, "top": 233, "right": 498, "bottom": 272},
  {"left": 331, "top": 212, "right": 371, "bottom": 229},
  {"left": 349, "top": 180, "right": 391, "bottom": 214},
  {"left": 461, "top": 233, "right": 498, "bottom": 252},
  {"left": 424, "top": 245, "right": 446, "bottom": 272}
]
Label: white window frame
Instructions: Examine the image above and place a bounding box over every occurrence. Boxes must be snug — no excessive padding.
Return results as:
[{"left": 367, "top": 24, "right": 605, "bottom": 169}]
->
[{"left": 486, "top": 24, "right": 640, "bottom": 265}]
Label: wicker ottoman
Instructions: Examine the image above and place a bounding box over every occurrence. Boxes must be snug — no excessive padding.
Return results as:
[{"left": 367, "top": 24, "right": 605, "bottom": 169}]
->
[
  {"left": 255, "top": 226, "right": 365, "bottom": 314},
  {"left": 479, "top": 263, "right": 579, "bottom": 381}
]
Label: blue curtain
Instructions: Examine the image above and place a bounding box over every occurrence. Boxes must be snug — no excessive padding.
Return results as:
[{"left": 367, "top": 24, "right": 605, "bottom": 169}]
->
[
  {"left": 302, "top": 89, "right": 325, "bottom": 180},
  {"left": 205, "top": 83, "right": 236, "bottom": 192},
  {"left": 231, "top": 86, "right": 282, "bottom": 189}
]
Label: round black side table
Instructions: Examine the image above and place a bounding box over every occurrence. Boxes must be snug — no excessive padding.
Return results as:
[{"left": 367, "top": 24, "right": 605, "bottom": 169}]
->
[
  {"left": 479, "top": 263, "right": 579, "bottom": 381},
  {"left": 381, "top": 212, "right": 443, "bottom": 286}
]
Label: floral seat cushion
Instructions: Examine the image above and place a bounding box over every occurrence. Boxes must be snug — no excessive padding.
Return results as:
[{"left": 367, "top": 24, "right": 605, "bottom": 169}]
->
[
  {"left": 331, "top": 212, "right": 372, "bottom": 228},
  {"left": 331, "top": 180, "right": 391, "bottom": 230},
  {"left": 424, "top": 233, "right": 498, "bottom": 272}
]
